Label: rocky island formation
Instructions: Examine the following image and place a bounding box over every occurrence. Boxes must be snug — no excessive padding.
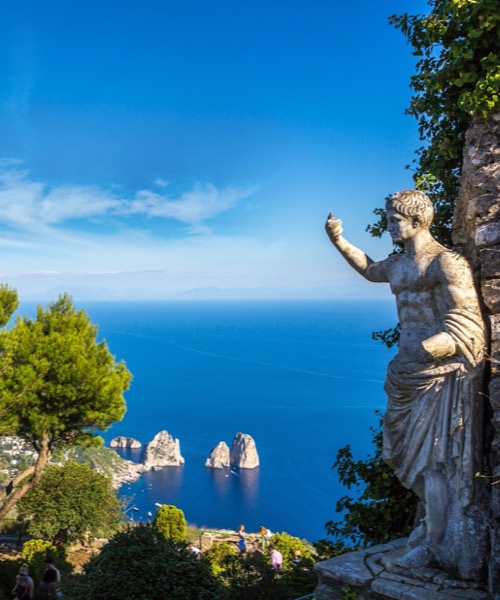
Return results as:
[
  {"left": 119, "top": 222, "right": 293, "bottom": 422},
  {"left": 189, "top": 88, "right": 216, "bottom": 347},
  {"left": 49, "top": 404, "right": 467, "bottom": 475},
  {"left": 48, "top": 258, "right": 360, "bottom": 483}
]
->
[
  {"left": 141, "top": 430, "right": 185, "bottom": 470},
  {"left": 205, "top": 433, "right": 259, "bottom": 469},
  {"left": 205, "top": 441, "right": 230, "bottom": 468},
  {"left": 109, "top": 429, "right": 259, "bottom": 483},
  {"left": 110, "top": 436, "right": 142, "bottom": 449},
  {"left": 230, "top": 432, "right": 259, "bottom": 468}
]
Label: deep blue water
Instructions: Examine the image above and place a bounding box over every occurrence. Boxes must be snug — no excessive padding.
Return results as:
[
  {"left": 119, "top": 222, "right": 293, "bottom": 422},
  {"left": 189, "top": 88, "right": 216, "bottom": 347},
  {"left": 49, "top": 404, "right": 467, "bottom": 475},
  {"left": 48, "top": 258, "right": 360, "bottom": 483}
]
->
[{"left": 22, "top": 299, "right": 398, "bottom": 542}]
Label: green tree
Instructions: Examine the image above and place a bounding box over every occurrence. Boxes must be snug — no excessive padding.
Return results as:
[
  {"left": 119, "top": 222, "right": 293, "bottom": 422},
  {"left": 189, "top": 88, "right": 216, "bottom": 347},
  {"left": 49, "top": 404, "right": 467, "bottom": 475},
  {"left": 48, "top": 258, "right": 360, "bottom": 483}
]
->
[
  {"left": 153, "top": 504, "right": 187, "bottom": 541},
  {"left": 17, "top": 461, "right": 122, "bottom": 547},
  {"left": 215, "top": 552, "right": 280, "bottom": 600},
  {"left": 368, "top": 0, "right": 499, "bottom": 246},
  {"left": 0, "top": 294, "right": 131, "bottom": 519},
  {"left": 66, "top": 525, "right": 221, "bottom": 600},
  {"left": 326, "top": 416, "right": 418, "bottom": 549},
  {"left": 0, "top": 284, "right": 18, "bottom": 327},
  {"left": 204, "top": 541, "right": 237, "bottom": 576}
]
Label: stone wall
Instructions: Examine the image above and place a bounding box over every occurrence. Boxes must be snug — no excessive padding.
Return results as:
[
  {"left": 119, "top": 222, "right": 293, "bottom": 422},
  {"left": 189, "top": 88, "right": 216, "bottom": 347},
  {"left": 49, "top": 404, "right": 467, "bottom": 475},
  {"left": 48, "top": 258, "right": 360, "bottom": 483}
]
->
[{"left": 453, "top": 111, "right": 500, "bottom": 595}]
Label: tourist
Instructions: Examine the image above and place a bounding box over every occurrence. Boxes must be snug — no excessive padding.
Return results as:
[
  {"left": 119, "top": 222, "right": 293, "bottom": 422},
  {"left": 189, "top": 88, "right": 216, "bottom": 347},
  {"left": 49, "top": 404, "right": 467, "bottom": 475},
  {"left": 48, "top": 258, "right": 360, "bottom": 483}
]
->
[
  {"left": 39, "top": 557, "right": 60, "bottom": 600},
  {"left": 291, "top": 549, "right": 302, "bottom": 568},
  {"left": 269, "top": 544, "right": 283, "bottom": 570},
  {"left": 258, "top": 525, "right": 272, "bottom": 550},
  {"left": 12, "top": 564, "right": 34, "bottom": 599},
  {"left": 188, "top": 541, "right": 201, "bottom": 558},
  {"left": 237, "top": 524, "right": 247, "bottom": 555}
]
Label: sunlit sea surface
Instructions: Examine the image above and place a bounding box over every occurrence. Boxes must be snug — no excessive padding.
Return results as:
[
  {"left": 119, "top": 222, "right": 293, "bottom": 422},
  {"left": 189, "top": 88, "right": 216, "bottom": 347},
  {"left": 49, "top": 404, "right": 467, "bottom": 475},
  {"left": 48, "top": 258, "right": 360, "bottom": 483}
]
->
[{"left": 21, "top": 299, "right": 397, "bottom": 542}]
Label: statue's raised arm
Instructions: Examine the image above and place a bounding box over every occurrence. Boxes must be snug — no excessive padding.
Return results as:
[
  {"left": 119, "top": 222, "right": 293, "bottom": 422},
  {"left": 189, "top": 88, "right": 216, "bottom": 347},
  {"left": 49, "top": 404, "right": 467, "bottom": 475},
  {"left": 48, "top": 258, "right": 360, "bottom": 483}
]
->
[{"left": 324, "top": 212, "right": 388, "bottom": 283}]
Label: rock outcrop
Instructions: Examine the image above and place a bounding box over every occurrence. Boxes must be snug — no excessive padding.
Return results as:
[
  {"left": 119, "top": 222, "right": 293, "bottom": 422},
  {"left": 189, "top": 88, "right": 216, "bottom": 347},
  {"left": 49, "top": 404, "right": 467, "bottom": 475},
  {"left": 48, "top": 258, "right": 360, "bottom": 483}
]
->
[
  {"left": 110, "top": 436, "right": 142, "bottom": 449},
  {"left": 230, "top": 432, "right": 259, "bottom": 469},
  {"left": 205, "top": 441, "right": 230, "bottom": 468},
  {"left": 141, "top": 430, "right": 185, "bottom": 470},
  {"left": 113, "top": 461, "right": 146, "bottom": 487}
]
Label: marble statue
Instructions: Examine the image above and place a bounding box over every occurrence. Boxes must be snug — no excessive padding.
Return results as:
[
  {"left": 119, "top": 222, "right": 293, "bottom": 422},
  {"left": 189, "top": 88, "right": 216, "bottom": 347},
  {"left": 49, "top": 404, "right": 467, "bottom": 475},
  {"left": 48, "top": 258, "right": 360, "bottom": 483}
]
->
[{"left": 325, "top": 190, "right": 486, "bottom": 579}]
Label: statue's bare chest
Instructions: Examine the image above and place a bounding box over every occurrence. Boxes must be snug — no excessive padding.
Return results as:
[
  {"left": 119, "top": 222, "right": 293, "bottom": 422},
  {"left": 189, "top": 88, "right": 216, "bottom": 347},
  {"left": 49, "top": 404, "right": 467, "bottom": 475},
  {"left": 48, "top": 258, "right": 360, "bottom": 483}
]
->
[{"left": 387, "top": 254, "right": 439, "bottom": 296}]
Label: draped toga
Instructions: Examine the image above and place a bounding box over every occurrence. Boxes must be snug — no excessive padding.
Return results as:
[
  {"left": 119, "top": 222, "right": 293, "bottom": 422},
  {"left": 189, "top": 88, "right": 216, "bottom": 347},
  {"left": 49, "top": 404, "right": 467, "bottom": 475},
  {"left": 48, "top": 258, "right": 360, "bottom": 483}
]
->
[{"left": 382, "top": 307, "right": 486, "bottom": 577}]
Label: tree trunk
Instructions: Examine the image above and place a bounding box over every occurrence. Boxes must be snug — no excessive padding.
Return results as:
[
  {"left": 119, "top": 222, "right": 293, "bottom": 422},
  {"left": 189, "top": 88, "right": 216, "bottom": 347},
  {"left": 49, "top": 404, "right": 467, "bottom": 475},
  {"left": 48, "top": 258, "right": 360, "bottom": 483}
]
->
[{"left": 0, "top": 433, "right": 51, "bottom": 520}]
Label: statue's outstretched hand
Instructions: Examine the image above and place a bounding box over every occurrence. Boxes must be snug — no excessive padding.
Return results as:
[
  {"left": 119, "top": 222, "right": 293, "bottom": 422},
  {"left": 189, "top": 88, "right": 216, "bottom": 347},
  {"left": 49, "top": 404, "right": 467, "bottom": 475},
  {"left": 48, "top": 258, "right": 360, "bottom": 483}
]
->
[{"left": 325, "top": 213, "right": 343, "bottom": 242}]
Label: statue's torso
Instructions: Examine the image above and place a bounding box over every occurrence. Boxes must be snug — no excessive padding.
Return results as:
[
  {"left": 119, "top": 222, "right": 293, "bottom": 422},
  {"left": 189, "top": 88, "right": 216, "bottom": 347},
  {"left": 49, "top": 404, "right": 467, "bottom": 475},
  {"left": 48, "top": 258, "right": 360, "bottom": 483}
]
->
[{"left": 384, "top": 248, "right": 473, "bottom": 361}]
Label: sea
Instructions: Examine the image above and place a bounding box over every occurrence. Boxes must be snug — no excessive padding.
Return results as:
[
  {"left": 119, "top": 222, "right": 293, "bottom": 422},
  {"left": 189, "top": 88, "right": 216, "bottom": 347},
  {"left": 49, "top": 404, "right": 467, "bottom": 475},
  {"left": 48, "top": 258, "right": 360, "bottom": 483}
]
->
[{"left": 21, "top": 299, "right": 398, "bottom": 543}]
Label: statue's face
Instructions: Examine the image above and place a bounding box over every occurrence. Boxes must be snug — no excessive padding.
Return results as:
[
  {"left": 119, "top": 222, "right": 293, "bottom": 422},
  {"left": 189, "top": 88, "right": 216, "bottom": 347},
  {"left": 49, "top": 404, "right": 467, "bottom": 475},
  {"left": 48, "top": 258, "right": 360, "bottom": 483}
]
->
[{"left": 387, "top": 209, "right": 417, "bottom": 243}]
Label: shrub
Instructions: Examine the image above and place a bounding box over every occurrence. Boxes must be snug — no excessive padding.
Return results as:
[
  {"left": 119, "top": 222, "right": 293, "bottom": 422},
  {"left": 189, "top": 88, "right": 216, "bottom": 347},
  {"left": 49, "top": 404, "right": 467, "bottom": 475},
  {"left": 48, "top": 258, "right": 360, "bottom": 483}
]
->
[
  {"left": 20, "top": 539, "right": 70, "bottom": 584},
  {"left": 66, "top": 524, "right": 221, "bottom": 600},
  {"left": 268, "top": 531, "right": 315, "bottom": 570},
  {"left": 204, "top": 541, "right": 237, "bottom": 575},
  {"left": 0, "top": 559, "right": 23, "bottom": 600},
  {"left": 153, "top": 504, "right": 187, "bottom": 541}
]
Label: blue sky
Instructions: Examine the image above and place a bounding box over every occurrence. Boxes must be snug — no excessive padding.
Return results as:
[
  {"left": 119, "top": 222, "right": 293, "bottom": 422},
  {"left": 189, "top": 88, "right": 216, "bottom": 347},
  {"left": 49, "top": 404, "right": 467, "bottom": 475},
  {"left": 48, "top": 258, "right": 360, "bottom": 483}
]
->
[{"left": 0, "top": 0, "right": 423, "bottom": 301}]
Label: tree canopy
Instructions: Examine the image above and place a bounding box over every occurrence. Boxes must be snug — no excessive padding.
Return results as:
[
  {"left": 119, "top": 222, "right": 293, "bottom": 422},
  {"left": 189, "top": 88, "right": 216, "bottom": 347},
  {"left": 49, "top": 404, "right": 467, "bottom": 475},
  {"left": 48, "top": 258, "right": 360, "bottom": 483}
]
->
[
  {"left": 0, "top": 293, "right": 131, "bottom": 518},
  {"left": 326, "top": 416, "right": 417, "bottom": 550},
  {"left": 17, "top": 461, "right": 123, "bottom": 547},
  {"left": 368, "top": 0, "right": 499, "bottom": 247},
  {"left": 66, "top": 525, "right": 221, "bottom": 600},
  {"left": 153, "top": 504, "right": 187, "bottom": 541}
]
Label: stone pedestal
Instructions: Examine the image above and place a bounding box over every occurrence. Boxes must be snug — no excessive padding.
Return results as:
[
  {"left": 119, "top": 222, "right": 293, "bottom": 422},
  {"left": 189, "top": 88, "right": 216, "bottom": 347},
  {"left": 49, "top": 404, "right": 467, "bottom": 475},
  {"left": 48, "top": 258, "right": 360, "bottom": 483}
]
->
[{"left": 314, "top": 540, "right": 489, "bottom": 600}]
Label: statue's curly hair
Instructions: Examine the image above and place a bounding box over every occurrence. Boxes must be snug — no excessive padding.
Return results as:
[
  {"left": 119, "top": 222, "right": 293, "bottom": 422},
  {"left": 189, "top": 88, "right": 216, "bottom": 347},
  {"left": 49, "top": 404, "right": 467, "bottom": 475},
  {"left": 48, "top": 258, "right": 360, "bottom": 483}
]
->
[{"left": 385, "top": 190, "right": 434, "bottom": 228}]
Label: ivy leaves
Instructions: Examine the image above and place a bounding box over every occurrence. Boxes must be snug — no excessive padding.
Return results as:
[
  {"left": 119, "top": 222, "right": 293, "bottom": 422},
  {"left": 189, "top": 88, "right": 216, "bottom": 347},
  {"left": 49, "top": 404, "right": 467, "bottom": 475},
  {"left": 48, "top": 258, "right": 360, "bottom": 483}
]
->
[{"left": 369, "top": 0, "right": 499, "bottom": 250}]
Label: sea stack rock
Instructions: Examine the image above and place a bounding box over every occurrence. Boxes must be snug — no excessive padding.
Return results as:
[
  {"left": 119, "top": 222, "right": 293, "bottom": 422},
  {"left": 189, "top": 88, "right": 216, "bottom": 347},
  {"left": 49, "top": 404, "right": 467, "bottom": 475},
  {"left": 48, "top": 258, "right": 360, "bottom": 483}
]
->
[
  {"left": 205, "top": 441, "right": 230, "bottom": 469},
  {"left": 141, "top": 431, "right": 185, "bottom": 470},
  {"left": 110, "top": 436, "right": 142, "bottom": 449},
  {"left": 230, "top": 432, "right": 259, "bottom": 469}
]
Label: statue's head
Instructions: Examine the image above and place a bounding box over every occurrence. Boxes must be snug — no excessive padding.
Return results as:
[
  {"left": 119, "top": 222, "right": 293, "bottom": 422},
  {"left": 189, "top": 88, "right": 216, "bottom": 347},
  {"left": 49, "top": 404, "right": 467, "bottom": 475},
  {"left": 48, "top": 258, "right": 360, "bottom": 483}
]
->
[{"left": 385, "top": 190, "right": 434, "bottom": 229}]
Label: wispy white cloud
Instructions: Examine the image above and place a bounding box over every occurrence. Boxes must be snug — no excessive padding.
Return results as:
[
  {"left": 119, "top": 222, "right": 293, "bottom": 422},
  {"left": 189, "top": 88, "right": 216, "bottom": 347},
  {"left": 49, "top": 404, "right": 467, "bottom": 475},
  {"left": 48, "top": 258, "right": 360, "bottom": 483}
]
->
[
  {"left": 126, "top": 183, "right": 259, "bottom": 229},
  {"left": 0, "top": 163, "right": 258, "bottom": 233}
]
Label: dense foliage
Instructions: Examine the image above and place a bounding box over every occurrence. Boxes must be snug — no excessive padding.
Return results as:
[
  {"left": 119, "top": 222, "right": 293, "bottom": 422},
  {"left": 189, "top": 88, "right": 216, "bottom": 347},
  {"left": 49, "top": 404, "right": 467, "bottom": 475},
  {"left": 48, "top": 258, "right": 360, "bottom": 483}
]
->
[
  {"left": 367, "top": 0, "right": 499, "bottom": 247},
  {"left": 17, "top": 462, "right": 122, "bottom": 547},
  {"left": 268, "top": 531, "right": 314, "bottom": 571},
  {"left": 0, "top": 293, "right": 131, "bottom": 518},
  {"left": 326, "top": 416, "right": 418, "bottom": 549},
  {"left": 0, "top": 285, "right": 18, "bottom": 328},
  {"left": 153, "top": 504, "right": 187, "bottom": 541},
  {"left": 66, "top": 525, "right": 221, "bottom": 600},
  {"left": 204, "top": 533, "right": 317, "bottom": 600}
]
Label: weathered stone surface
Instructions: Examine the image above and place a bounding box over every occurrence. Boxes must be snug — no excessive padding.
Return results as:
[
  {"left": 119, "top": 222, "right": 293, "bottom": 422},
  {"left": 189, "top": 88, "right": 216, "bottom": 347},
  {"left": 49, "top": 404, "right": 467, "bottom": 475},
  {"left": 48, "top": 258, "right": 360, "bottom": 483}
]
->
[
  {"left": 480, "top": 247, "right": 500, "bottom": 279},
  {"left": 314, "top": 548, "right": 374, "bottom": 588},
  {"left": 200, "top": 532, "right": 214, "bottom": 552},
  {"left": 476, "top": 223, "right": 500, "bottom": 248},
  {"left": 453, "top": 113, "right": 500, "bottom": 273},
  {"left": 205, "top": 441, "right": 230, "bottom": 469},
  {"left": 482, "top": 279, "right": 500, "bottom": 313},
  {"left": 230, "top": 432, "right": 259, "bottom": 469},
  {"left": 141, "top": 430, "right": 184, "bottom": 469},
  {"left": 314, "top": 542, "right": 489, "bottom": 600},
  {"left": 110, "top": 436, "right": 142, "bottom": 449},
  {"left": 453, "top": 112, "right": 500, "bottom": 597},
  {"left": 492, "top": 315, "right": 500, "bottom": 339}
]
